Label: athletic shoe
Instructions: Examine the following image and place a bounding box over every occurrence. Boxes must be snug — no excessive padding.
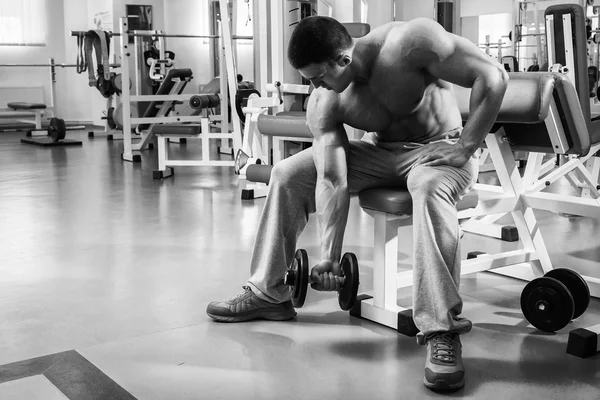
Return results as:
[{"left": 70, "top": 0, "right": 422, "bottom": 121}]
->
[
  {"left": 206, "top": 286, "right": 297, "bottom": 322},
  {"left": 423, "top": 332, "right": 465, "bottom": 391}
]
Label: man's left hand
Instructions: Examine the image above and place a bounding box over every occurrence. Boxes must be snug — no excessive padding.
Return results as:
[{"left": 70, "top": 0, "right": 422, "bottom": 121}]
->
[{"left": 415, "top": 141, "right": 473, "bottom": 168}]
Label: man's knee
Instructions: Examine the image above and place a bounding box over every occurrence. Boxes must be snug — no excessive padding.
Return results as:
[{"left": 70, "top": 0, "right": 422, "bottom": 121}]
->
[
  {"left": 270, "top": 162, "right": 293, "bottom": 186},
  {"left": 407, "top": 166, "right": 446, "bottom": 197}
]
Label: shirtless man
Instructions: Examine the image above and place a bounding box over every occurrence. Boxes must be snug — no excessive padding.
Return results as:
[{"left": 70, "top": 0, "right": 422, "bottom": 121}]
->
[{"left": 207, "top": 16, "right": 508, "bottom": 391}]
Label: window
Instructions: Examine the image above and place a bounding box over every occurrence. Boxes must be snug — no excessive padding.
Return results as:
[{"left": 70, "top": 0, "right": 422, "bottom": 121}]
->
[
  {"left": 0, "top": 0, "right": 47, "bottom": 46},
  {"left": 361, "top": 0, "right": 368, "bottom": 23},
  {"left": 318, "top": 0, "right": 333, "bottom": 17}
]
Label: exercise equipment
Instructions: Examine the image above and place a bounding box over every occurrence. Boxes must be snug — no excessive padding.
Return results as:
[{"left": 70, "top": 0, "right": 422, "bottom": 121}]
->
[
  {"left": 351, "top": 72, "right": 596, "bottom": 339},
  {"left": 234, "top": 149, "right": 262, "bottom": 175},
  {"left": 520, "top": 268, "right": 590, "bottom": 332},
  {"left": 48, "top": 117, "right": 67, "bottom": 142},
  {"left": 71, "top": 2, "right": 252, "bottom": 166},
  {"left": 567, "top": 324, "right": 600, "bottom": 358},
  {"left": 283, "top": 249, "right": 360, "bottom": 311},
  {"left": 20, "top": 116, "right": 82, "bottom": 147}
]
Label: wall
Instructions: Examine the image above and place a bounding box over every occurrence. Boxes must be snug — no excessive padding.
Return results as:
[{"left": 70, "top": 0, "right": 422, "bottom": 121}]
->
[
  {"left": 163, "top": 0, "right": 213, "bottom": 93},
  {"left": 460, "top": 0, "right": 511, "bottom": 18},
  {"left": 162, "top": 0, "right": 254, "bottom": 94},
  {"left": 366, "top": 0, "right": 394, "bottom": 28},
  {"left": 398, "top": 0, "right": 435, "bottom": 21}
]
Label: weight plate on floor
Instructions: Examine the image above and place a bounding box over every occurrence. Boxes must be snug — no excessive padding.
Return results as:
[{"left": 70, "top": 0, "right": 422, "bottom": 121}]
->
[
  {"left": 520, "top": 277, "right": 574, "bottom": 332},
  {"left": 286, "top": 249, "right": 308, "bottom": 308},
  {"left": 48, "top": 117, "right": 66, "bottom": 142},
  {"left": 338, "top": 252, "right": 359, "bottom": 311},
  {"left": 545, "top": 268, "right": 590, "bottom": 319}
]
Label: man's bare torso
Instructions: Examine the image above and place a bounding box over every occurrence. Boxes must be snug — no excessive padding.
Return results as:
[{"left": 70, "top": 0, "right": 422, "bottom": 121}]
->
[{"left": 327, "top": 21, "right": 463, "bottom": 143}]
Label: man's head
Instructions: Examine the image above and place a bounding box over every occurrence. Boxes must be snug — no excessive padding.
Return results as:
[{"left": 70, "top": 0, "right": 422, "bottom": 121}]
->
[{"left": 287, "top": 16, "right": 354, "bottom": 93}]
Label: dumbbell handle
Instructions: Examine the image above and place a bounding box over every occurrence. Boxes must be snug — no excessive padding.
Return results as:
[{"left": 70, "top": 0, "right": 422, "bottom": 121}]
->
[{"left": 283, "top": 265, "right": 345, "bottom": 287}]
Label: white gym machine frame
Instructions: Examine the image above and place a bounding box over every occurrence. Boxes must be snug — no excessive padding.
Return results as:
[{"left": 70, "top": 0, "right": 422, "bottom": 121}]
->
[
  {"left": 357, "top": 83, "right": 600, "bottom": 336},
  {"left": 463, "top": 10, "right": 600, "bottom": 245},
  {"left": 116, "top": 7, "right": 245, "bottom": 167}
]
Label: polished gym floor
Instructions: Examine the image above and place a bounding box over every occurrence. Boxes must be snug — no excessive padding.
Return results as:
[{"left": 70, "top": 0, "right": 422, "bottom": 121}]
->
[{"left": 1, "top": 129, "right": 599, "bottom": 400}]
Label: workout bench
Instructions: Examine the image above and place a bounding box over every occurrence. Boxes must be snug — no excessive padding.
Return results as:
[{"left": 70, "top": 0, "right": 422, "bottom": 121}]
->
[
  {"left": 4, "top": 102, "right": 47, "bottom": 135},
  {"left": 352, "top": 73, "right": 600, "bottom": 350},
  {"left": 464, "top": 4, "right": 600, "bottom": 244}
]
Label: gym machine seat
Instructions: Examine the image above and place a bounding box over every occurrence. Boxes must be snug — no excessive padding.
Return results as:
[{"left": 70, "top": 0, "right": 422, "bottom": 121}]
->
[
  {"left": 352, "top": 72, "right": 597, "bottom": 339},
  {"left": 7, "top": 102, "right": 47, "bottom": 110}
]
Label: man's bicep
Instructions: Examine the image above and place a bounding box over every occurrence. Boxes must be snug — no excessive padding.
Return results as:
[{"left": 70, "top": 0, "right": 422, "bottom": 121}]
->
[
  {"left": 307, "top": 90, "right": 349, "bottom": 182},
  {"left": 312, "top": 128, "right": 349, "bottom": 185}
]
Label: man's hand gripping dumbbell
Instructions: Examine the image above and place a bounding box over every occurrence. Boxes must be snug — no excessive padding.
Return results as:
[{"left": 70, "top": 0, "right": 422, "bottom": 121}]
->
[{"left": 283, "top": 249, "right": 359, "bottom": 310}]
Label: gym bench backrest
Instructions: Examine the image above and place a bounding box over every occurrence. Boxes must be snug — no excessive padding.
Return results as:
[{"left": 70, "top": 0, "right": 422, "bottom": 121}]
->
[
  {"left": 137, "top": 68, "right": 193, "bottom": 131},
  {"left": 453, "top": 72, "right": 590, "bottom": 156}
]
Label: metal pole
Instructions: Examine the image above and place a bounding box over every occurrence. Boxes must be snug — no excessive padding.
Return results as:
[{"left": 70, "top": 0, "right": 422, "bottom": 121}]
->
[
  {"left": 49, "top": 57, "right": 57, "bottom": 114},
  {"left": 220, "top": 0, "right": 243, "bottom": 154},
  {"left": 120, "top": 17, "right": 134, "bottom": 162}
]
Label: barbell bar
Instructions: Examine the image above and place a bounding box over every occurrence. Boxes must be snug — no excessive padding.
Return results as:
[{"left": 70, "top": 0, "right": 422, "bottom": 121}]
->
[
  {"left": 69, "top": 30, "right": 253, "bottom": 40},
  {"left": 0, "top": 63, "right": 121, "bottom": 68}
]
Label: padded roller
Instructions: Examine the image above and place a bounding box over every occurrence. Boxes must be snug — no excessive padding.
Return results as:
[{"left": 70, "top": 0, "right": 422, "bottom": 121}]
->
[
  {"left": 246, "top": 164, "right": 273, "bottom": 184},
  {"left": 454, "top": 73, "right": 556, "bottom": 124},
  {"left": 358, "top": 188, "right": 479, "bottom": 215},
  {"left": 455, "top": 72, "right": 590, "bottom": 156},
  {"left": 342, "top": 22, "right": 370, "bottom": 38},
  {"left": 189, "top": 94, "right": 220, "bottom": 109},
  {"left": 257, "top": 114, "right": 312, "bottom": 138}
]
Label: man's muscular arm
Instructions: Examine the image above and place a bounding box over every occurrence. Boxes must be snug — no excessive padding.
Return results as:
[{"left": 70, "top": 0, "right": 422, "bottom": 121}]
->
[
  {"left": 307, "top": 89, "right": 350, "bottom": 291},
  {"left": 408, "top": 18, "right": 509, "bottom": 167}
]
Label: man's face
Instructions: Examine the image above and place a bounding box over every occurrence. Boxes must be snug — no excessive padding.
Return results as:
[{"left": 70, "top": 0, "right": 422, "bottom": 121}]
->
[{"left": 298, "top": 57, "right": 351, "bottom": 93}]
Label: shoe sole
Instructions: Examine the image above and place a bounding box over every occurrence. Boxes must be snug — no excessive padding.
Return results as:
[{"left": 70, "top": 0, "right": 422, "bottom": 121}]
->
[
  {"left": 423, "top": 377, "right": 465, "bottom": 392},
  {"left": 207, "top": 309, "right": 297, "bottom": 323}
]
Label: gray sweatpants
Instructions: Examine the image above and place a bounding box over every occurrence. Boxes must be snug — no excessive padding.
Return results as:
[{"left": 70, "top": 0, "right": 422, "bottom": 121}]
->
[{"left": 247, "top": 133, "right": 479, "bottom": 341}]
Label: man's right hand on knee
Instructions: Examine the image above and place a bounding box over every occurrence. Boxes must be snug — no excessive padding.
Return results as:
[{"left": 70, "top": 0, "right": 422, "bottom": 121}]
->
[{"left": 310, "top": 259, "right": 345, "bottom": 291}]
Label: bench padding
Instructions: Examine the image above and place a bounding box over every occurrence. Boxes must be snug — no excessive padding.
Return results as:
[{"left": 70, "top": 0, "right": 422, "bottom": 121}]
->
[
  {"left": 153, "top": 123, "right": 201, "bottom": 135},
  {"left": 7, "top": 102, "right": 46, "bottom": 110},
  {"left": 358, "top": 188, "right": 479, "bottom": 215},
  {"left": 455, "top": 72, "right": 590, "bottom": 155}
]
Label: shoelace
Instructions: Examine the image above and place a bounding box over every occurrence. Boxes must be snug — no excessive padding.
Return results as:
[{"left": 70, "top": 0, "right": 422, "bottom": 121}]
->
[
  {"left": 231, "top": 286, "right": 253, "bottom": 301},
  {"left": 431, "top": 333, "right": 456, "bottom": 363}
]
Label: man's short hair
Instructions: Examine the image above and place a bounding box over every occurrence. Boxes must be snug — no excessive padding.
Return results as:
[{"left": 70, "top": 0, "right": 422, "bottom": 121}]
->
[{"left": 287, "top": 16, "right": 353, "bottom": 70}]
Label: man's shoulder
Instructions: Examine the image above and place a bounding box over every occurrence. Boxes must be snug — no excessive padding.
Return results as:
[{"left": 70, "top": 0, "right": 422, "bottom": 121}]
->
[
  {"left": 383, "top": 18, "right": 446, "bottom": 45},
  {"left": 308, "top": 88, "right": 341, "bottom": 112},
  {"left": 306, "top": 88, "right": 344, "bottom": 127}
]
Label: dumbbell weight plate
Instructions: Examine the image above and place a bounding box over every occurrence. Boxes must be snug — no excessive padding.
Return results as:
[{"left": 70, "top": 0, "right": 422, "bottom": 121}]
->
[
  {"left": 545, "top": 268, "right": 590, "bottom": 319},
  {"left": 520, "top": 277, "right": 575, "bottom": 332},
  {"left": 284, "top": 249, "right": 309, "bottom": 308},
  {"left": 338, "top": 252, "right": 359, "bottom": 311},
  {"left": 48, "top": 117, "right": 66, "bottom": 142}
]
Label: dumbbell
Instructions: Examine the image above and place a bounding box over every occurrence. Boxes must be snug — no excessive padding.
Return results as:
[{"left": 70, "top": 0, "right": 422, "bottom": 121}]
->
[
  {"left": 283, "top": 249, "right": 360, "bottom": 311},
  {"left": 520, "top": 268, "right": 590, "bottom": 332}
]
